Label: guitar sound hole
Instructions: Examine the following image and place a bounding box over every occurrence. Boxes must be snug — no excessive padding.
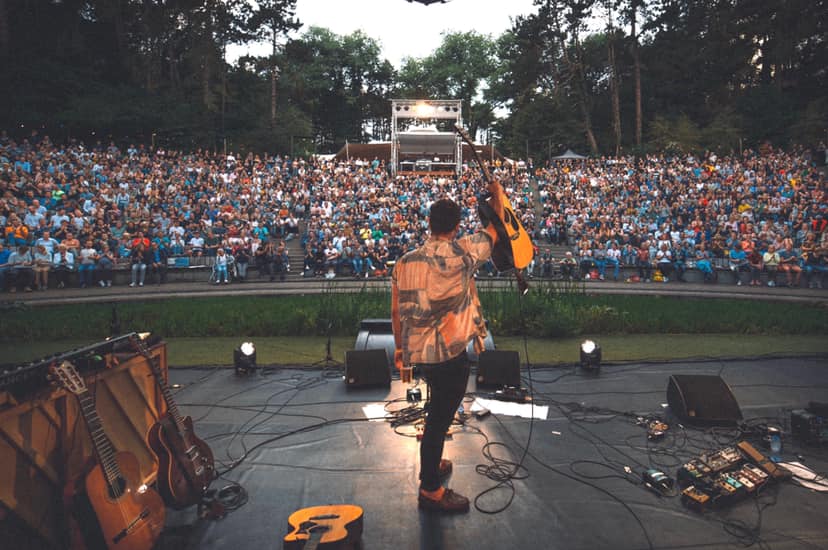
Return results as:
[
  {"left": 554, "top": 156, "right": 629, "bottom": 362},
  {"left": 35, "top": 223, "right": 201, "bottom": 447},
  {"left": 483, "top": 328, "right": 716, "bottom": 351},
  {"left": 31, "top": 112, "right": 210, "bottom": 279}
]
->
[{"left": 109, "top": 476, "right": 127, "bottom": 499}]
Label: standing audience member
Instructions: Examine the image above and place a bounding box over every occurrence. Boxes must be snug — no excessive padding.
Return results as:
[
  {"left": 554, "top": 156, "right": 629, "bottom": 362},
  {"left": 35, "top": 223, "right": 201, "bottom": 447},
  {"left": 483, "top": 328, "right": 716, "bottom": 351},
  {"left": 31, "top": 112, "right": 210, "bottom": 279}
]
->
[
  {"left": 214, "top": 248, "right": 230, "bottom": 284},
  {"left": 78, "top": 239, "right": 98, "bottom": 288},
  {"left": 130, "top": 243, "right": 148, "bottom": 287},
  {"left": 97, "top": 243, "right": 115, "bottom": 287}
]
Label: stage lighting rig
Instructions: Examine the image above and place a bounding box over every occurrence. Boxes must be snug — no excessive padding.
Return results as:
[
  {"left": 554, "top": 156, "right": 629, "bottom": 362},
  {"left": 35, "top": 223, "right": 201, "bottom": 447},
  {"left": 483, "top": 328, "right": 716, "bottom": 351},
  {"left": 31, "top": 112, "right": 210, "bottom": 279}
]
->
[
  {"left": 579, "top": 339, "right": 601, "bottom": 370},
  {"left": 234, "top": 341, "right": 257, "bottom": 375}
]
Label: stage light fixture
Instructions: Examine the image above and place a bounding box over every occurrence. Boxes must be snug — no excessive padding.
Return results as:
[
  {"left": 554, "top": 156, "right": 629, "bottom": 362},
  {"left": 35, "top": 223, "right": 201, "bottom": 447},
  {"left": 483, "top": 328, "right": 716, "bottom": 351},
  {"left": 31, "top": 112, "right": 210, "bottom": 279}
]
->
[
  {"left": 234, "top": 341, "right": 257, "bottom": 374},
  {"left": 580, "top": 339, "right": 601, "bottom": 370},
  {"left": 407, "top": 0, "right": 450, "bottom": 4}
]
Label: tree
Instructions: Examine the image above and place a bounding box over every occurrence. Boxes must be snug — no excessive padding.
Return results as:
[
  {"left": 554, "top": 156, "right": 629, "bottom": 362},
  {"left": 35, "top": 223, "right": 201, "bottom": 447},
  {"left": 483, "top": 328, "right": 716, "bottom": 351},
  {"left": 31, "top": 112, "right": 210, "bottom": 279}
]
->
[{"left": 248, "top": 0, "right": 300, "bottom": 128}]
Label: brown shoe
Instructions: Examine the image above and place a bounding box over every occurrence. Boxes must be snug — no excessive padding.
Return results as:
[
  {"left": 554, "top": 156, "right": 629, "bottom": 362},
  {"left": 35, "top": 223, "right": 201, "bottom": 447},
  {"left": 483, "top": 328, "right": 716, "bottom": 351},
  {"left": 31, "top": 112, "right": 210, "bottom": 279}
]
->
[
  {"left": 418, "top": 488, "right": 470, "bottom": 514},
  {"left": 438, "top": 459, "right": 452, "bottom": 479}
]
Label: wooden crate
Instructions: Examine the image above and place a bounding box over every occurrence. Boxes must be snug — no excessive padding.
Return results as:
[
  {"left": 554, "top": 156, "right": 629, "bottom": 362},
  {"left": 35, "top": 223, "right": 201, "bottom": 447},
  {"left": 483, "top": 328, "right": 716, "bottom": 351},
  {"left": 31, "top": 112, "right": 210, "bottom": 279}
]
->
[{"left": 0, "top": 342, "right": 167, "bottom": 549}]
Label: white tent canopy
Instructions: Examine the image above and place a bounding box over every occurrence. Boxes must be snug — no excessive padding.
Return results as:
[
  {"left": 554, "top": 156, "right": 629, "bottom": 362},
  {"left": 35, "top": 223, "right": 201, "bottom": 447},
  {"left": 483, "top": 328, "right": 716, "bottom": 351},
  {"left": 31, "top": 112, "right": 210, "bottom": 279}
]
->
[{"left": 552, "top": 149, "right": 588, "bottom": 160}]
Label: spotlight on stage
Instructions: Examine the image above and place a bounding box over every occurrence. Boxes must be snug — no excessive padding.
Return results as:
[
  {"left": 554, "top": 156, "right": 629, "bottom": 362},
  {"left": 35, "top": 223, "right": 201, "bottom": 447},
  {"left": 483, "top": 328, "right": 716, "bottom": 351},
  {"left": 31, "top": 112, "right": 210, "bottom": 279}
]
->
[
  {"left": 579, "top": 339, "right": 601, "bottom": 370},
  {"left": 234, "top": 341, "right": 257, "bottom": 375}
]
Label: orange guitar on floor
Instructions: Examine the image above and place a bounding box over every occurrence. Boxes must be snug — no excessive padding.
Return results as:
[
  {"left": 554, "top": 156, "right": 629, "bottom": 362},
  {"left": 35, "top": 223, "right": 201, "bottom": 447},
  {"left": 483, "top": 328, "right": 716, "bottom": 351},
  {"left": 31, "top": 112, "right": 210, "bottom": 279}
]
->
[
  {"left": 50, "top": 360, "right": 166, "bottom": 550},
  {"left": 283, "top": 504, "right": 364, "bottom": 550}
]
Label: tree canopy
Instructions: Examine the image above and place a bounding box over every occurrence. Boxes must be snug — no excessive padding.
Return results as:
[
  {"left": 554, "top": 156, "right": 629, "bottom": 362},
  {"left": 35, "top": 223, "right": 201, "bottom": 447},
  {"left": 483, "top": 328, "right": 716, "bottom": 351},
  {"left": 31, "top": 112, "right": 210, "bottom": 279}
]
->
[{"left": 0, "top": 0, "right": 824, "bottom": 158}]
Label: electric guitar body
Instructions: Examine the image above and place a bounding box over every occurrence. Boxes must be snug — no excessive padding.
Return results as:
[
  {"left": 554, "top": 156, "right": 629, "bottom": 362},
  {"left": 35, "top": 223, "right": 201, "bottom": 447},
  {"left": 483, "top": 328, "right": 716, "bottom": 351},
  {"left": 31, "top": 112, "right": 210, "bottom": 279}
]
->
[
  {"left": 283, "top": 504, "right": 364, "bottom": 550},
  {"left": 133, "top": 335, "right": 215, "bottom": 509},
  {"left": 146, "top": 413, "right": 215, "bottom": 509}
]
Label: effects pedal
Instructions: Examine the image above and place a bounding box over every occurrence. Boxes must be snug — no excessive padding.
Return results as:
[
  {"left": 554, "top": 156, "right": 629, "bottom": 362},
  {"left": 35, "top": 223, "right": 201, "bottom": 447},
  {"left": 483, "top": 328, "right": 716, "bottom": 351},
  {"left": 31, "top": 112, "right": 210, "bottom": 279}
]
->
[
  {"left": 737, "top": 441, "right": 791, "bottom": 480},
  {"left": 681, "top": 486, "right": 711, "bottom": 511}
]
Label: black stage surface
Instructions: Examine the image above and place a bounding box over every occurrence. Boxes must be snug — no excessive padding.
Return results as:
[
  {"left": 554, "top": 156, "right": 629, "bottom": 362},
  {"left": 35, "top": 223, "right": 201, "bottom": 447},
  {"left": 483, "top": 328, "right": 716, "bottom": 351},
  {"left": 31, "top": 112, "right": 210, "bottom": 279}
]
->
[{"left": 163, "top": 356, "right": 828, "bottom": 550}]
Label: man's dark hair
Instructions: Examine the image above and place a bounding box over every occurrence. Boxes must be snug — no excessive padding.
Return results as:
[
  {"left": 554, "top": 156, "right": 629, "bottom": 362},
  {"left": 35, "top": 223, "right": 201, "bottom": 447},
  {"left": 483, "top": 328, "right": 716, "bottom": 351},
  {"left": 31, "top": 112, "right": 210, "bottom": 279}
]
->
[{"left": 429, "top": 199, "right": 461, "bottom": 235}]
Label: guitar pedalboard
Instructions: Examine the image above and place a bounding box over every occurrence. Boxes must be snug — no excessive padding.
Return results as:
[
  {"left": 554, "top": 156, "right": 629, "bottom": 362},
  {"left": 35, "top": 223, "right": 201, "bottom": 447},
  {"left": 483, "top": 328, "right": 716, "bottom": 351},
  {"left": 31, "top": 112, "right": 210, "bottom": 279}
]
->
[{"left": 677, "top": 442, "right": 779, "bottom": 511}]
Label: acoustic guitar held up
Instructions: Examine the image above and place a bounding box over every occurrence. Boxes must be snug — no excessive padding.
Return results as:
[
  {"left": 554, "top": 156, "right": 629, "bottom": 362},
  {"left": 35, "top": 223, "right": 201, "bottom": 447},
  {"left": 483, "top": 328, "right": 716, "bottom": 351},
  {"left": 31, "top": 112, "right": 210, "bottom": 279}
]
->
[{"left": 455, "top": 124, "right": 534, "bottom": 293}]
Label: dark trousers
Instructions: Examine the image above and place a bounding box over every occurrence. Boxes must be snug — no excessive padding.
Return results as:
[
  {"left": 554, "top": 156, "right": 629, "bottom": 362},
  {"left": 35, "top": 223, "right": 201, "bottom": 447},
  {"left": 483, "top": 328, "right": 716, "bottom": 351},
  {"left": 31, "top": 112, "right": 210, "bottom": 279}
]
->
[{"left": 419, "top": 352, "right": 470, "bottom": 491}]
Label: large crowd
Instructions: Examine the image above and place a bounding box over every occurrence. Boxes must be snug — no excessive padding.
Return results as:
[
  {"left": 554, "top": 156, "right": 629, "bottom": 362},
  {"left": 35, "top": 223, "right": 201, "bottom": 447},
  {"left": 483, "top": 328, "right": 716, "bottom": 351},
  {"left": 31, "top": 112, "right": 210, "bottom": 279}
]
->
[{"left": 1, "top": 129, "right": 826, "bottom": 293}]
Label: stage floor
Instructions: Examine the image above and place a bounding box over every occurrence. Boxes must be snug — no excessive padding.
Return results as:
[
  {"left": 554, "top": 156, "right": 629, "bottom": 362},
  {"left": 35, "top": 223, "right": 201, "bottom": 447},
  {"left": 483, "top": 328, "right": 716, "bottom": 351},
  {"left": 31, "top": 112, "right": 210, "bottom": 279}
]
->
[{"left": 162, "top": 356, "right": 828, "bottom": 550}]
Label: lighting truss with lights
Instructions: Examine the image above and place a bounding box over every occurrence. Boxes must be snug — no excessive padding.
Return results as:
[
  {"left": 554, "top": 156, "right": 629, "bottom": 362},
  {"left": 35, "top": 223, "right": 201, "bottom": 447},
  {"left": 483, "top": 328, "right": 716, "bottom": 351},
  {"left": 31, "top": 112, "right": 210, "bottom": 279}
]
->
[{"left": 390, "top": 99, "right": 463, "bottom": 175}]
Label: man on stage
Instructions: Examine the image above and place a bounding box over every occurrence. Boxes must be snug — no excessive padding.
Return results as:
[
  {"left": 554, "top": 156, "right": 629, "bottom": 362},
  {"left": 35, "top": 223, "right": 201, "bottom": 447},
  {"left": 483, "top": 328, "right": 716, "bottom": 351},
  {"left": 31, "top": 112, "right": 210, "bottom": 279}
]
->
[{"left": 391, "top": 184, "right": 502, "bottom": 514}]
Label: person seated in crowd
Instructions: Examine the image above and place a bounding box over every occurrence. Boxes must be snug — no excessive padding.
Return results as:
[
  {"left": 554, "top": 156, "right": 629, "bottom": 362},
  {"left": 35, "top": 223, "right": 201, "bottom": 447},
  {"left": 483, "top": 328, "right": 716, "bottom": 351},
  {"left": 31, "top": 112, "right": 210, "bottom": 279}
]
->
[
  {"left": 747, "top": 245, "right": 763, "bottom": 286},
  {"left": 605, "top": 242, "right": 622, "bottom": 281},
  {"left": 130, "top": 243, "right": 149, "bottom": 287},
  {"left": 256, "top": 240, "right": 276, "bottom": 281},
  {"left": 728, "top": 242, "right": 749, "bottom": 286},
  {"left": 559, "top": 251, "right": 577, "bottom": 280},
  {"left": 35, "top": 229, "right": 59, "bottom": 256},
  {"left": 578, "top": 248, "right": 595, "bottom": 279},
  {"left": 0, "top": 243, "right": 10, "bottom": 291},
  {"left": 694, "top": 243, "right": 715, "bottom": 283},
  {"left": 592, "top": 244, "right": 608, "bottom": 281},
  {"left": 149, "top": 241, "right": 168, "bottom": 285},
  {"left": 53, "top": 244, "right": 75, "bottom": 288},
  {"left": 214, "top": 248, "right": 231, "bottom": 284},
  {"left": 8, "top": 245, "right": 34, "bottom": 292},
  {"left": 77, "top": 239, "right": 99, "bottom": 288},
  {"left": 32, "top": 244, "right": 52, "bottom": 290},
  {"left": 5, "top": 217, "right": 29, "bottom": 247},
  {"left": 97, "top": 242, "right": 115, "bottom": 287},
  {"left": 777, "top": 241, "right": 801, "bottom": 287},
  {"left": 655, "top": 243, "right": 673, "bottom": 283},
  {"left": 673, "top": 241, "right": 693, "bottom": 283},
  {"left": 762, "top": 244, "right": 780, "bottom": 287}
]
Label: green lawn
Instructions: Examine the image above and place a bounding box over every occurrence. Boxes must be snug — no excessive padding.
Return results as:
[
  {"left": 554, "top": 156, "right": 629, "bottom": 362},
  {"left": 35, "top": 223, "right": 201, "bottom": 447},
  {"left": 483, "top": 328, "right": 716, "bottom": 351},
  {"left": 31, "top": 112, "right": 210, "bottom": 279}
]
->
[{"left": 3, "top": 334, "right": 825, "bottom": 367}]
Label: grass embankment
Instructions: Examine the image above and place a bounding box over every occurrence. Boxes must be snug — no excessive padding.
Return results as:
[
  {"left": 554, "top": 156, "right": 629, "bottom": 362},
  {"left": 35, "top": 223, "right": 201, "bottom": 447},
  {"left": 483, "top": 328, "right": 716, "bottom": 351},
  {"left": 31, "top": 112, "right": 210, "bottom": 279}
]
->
[
  {"left": 1, "top": 290, "right": 825, "bottom": 366},
  {"left": 2, "top": 334, "right": 826, "bottom": 367}
]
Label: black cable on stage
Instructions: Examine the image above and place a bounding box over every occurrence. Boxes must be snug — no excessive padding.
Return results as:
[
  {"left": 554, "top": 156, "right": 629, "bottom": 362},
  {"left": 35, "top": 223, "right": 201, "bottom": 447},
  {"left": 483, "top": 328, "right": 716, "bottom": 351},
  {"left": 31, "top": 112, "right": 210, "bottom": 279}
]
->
[{"left": 472, "top": 277, "right": 535, "bottom": 515}]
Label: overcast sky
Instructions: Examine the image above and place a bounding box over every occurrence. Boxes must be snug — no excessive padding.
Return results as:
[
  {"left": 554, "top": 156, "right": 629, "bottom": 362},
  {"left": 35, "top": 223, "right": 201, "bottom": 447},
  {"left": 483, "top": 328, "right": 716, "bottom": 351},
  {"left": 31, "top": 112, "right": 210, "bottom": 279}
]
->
[{"left": 228, "top": 0, "right": 540, "bottom": 67}]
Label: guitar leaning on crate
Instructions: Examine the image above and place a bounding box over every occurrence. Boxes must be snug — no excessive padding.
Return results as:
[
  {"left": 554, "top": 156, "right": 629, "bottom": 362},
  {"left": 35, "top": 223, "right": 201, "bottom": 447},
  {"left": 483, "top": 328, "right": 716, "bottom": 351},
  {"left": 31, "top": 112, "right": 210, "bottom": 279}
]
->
[
  {"left": 50, "top": 360, "right": 166, "bottom": 550},
  {"left": 283, "top": 504, "right": 364, "bottom": 550},
  {"left": 131, "top": 335, "right": 216, "bottom": 509},
  {"left": 454, "top": 124, "right": 534, "bottom": 293}
]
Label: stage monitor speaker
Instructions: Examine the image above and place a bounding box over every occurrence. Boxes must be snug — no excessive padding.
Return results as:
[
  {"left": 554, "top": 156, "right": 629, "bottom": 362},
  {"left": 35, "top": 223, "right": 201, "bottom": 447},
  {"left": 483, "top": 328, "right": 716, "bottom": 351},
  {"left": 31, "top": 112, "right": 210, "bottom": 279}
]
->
[
  {"left": 476, "top": 350, "right": 521, "bottom": 389},
  {"left": 345, "top": 349, "right": 391, "bottom": 388},
  {"left": 666, "top": 374, "right": 743, "bottom": 426}
]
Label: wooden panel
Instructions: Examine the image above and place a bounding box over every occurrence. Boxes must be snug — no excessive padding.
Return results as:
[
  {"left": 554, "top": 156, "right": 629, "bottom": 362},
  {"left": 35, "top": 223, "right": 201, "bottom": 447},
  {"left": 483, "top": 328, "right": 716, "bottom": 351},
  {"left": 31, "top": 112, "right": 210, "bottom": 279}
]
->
[{"left": 0, "top": 341, "right": 168, "bottom": 549}]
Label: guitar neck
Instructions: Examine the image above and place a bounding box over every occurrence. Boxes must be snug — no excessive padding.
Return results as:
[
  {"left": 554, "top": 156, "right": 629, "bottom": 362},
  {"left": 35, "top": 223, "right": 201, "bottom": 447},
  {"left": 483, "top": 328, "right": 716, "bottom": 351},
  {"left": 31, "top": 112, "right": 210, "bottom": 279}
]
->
[
  {"left": 76, "top": 389, "right": 124, "bottom": 496},
  {"left": 133, "top": 338, "right": 186, "bottom": 430}
]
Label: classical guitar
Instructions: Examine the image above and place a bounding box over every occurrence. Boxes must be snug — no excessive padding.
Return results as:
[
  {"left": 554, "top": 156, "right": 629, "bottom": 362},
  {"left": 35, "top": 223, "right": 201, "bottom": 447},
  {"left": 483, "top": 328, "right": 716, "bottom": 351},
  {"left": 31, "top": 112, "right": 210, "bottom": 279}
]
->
[
  {"left": 131, "top": 334, "right": 215, "bottom": 509},
  {"left": 50, "top": 361, "right": 165, "bottom": 550},
  {"left": 283, "top": 504, "right": 364, "bottom": 550},
  {"left": 455, "top": 125, "right": 534, "bottom": 293}
]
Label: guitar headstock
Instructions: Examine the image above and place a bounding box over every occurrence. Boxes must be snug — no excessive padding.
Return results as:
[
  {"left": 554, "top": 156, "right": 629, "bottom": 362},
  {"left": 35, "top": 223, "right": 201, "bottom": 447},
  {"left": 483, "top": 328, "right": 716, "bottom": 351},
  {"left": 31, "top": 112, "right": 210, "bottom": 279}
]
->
[
  {"left": 49, "top": 360, "right": 87, "bottom": 394},
  {"left": 454, "top": 124, "right": 492, "bottom": 183}
]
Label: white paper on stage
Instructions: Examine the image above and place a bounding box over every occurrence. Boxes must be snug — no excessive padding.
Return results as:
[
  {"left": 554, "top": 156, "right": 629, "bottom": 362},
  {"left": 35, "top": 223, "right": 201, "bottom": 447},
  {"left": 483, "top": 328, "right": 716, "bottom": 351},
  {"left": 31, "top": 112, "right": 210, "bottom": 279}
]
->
[
  {"left": 472, "top": 397, "right": 549, "bottom": 420},
  {"left": 780, "top": 461, "right": 828, "bottom": 492},
  {"left": 362, "top": 403, "right": 388, "bottom": 421}
]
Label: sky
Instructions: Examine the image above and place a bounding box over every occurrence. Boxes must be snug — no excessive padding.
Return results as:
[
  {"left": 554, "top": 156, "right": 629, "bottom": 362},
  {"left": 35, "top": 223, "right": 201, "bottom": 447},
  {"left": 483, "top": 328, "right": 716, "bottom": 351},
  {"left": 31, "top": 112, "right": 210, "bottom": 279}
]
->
[{"left": 228, "top": 0, "right": 540, "bottom": 67}]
